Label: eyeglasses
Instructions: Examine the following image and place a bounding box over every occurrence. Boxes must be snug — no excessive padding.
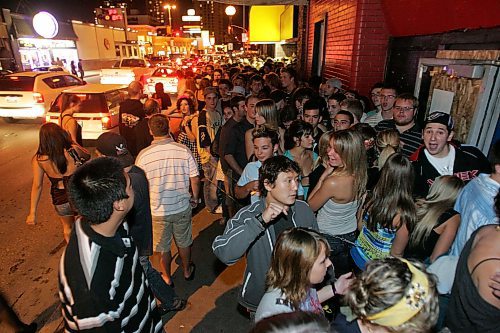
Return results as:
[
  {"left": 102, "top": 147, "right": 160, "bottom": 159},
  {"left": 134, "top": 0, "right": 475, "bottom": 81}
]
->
[
  {"left": 381, "top": 95, "right": 396, "bottom": 100},
  {"left": 371, "top": 93, "right": 380, "bottom": 97},
  {"left": 393, "top": 106, "right": 415, "bottom": 112}
]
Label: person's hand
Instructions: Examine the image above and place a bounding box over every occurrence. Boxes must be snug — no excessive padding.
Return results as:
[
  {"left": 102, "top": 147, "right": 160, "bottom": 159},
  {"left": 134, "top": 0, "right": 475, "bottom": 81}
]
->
[
  {"left": 26, "top": 214, "right": 36, "bottom": 225},
  {"left": 489, "top": 271, "right": 500, "bottom": 298},
  {"left": 334, "top": 272, "right": 355, "bottom": 295},
  {"left": 261, "top": 202, "right": 289, "bottom": 223}
]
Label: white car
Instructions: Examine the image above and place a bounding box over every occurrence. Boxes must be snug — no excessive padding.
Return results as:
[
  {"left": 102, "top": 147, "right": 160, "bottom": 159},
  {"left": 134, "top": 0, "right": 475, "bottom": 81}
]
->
[
  {"left": 145, "top": 67, "right": 179, "bottom": 95},
  {"left": 0, "top": 71, "right": 84, "bottom": 122},
  {"left": 45, "top": 84, "right": 128, "bottom": 140}
]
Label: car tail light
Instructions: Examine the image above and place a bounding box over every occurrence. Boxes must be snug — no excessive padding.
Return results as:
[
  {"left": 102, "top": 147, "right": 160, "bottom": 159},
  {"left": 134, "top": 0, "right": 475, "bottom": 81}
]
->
[
  {"left": 33, "top": 92, "right": 44, "bottom": 103},
  {"left": 101, "top": 116, "right": 111, "bottom": 129}
]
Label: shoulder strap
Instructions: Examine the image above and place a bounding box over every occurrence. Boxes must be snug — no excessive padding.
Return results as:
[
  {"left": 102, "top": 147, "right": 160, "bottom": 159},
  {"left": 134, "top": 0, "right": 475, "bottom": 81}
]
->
[{"left": 470, "top": 258, "right": 500, "bottom": 275}]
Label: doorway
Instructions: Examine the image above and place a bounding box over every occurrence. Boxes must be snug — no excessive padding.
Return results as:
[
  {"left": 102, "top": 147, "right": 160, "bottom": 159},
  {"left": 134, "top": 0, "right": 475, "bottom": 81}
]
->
[{"left": 311, "top": 18, "right": 326, "bottom": 78}]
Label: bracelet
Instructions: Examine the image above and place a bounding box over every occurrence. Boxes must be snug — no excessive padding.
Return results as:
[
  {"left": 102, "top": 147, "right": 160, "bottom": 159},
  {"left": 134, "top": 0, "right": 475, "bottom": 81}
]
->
[{"left": 255, "top": 213, "right": 267, "bottom": 228}]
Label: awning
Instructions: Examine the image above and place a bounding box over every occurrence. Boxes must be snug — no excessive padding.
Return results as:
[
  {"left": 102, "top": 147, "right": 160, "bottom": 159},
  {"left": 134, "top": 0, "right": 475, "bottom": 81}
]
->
[
  {"left": 11, "top": 13, "right": 77, "bottom": 40},
  {"left": 208, "top": 0, "right": 308, "bottom": 5}
]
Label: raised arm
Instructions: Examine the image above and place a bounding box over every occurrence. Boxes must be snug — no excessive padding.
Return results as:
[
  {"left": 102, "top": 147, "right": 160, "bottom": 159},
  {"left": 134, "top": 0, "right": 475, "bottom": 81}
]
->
[{"left": 390, "top": 215, "right": 409, "bottom": 257}]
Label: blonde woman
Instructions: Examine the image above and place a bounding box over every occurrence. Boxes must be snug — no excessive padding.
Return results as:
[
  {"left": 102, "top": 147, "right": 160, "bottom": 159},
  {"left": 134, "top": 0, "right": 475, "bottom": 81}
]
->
[
  {"left": 367, "top": 128, "right": 400, "bottom": 190},
  {"left": 245, "top": 99, "right": 285, "bottom": 159},
  {"left": 332, "top": 257, "right": 438, "bottom": 333},
  {"left": 308, "top": 130, "right": 334, "bottom": 195},
  {"left": 406, "top": 175, "right": 464, "bottom": 263},
  {"left": 308, "top": 129, "right": 367, "bottom": 276},
  {"left": 255, "top": 228, "right": 353, "bottom": 322}
]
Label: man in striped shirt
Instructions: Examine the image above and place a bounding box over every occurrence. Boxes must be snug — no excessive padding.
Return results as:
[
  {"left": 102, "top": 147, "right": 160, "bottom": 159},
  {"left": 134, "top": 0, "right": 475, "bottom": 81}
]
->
[
  {"left": 136, "top": 114, "right": 200, "bottom": 286},
  {"left": 59, "top": 157, "right": 163, "bottom": 332},
  {"left": 375, "top": 93, "right": 423, "bottom": 157}
]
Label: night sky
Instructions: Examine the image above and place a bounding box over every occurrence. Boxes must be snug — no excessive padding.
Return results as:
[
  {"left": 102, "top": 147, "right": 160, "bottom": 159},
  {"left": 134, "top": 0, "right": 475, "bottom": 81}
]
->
[{"left": 1, "top": 0, "right": 204, "bottom": 27}]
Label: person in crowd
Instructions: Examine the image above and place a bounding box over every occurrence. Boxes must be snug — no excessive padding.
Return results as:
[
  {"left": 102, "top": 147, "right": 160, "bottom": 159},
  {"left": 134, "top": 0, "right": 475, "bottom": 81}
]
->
[
  {"left": 60, "top": 157, "right": 162, "bottom": 332},
  {"left": 152, "top": 82, "right": 172, "bottom": 111},
  {"left": 59, "top": 157, "right": 162, "bottom": 332},
  {"left": 191, "top": 87, "right": 222, "bottom": 213},
  {"left": 375, "top": 93, "right": 423, "bottom": 158},
  {"left": 212, "top": 156, "right": 318, "bottom": 316},
  {"left": 0, "top": 292, "right": 37, "bottom": 332},
  {"left": 367, "top": 128, "right": 401, "bottom": 190},
  {"left": 449, "top": 140, "right": 500, "bottom": 256},
  {"left": 250, "top": 311, "right": 329, "bottom": 333},
  {"left": 365, "top": 84, "right": 398, "bottom": 127},
  {"left": 363, "top": 82, "right": 383, "bottom": 123},
  {"left": 26, "top": 123, "right": 89, "bottom": 243},
  {"left": 134, "top": 98, "right": 160, "bottom": 154},
  {"left": 70, "top": 60, "right": 77, "bottom": 76},
  {"left": 95, "top": 132, "right": 186, "bottom": 314},
  {"left": 280, "top": 67, "right": 298, "bottom": 99},
  {"left": 249, "top": 74, "right": 265, "bottom": 97},
  {"left": 119, "top": 81, "right": 145, "bottom": 157},
  {"left": 308, "top": 130, "right": 334, "bottom": 195},
  {"left": 327, "top": 93, "right": 346, "bottom": 127},
  {"left": 332, "top": 257, "right": 438, "bottom": 333},
  {"left": 255, "top": 228, "right": 353, "bottom": 322},
  {"left": 332, "top": 110, "right": 354, "bottom": 131},
  {"left": 321, "top": 78, "right": 343, "bottom": 100},
  {"left": 245, "top": 99, "right": 284, "bottom": 158},
  {"left": 411, "top": 111, "right": 490, "bottom": 198},
  {"left": 136, "top": 114, "right": 200, "bottom": 285},
  {"left": 212, "top": 68, "right": 222, "bottom": 86},
  {"left": 236, "top": 127, "right": 280, "bottom": 203},
  {"left": 264, "top": 72, "right": 281, "bottom": 94},
  {"left": 405, "top": 175, "right": 464, "bottom": 263},
  {"left": 195, "top": 77, "right": 211, "bottom": 111},
  {"left": 77, "top": 59, "right": 84, "bottom": 80},
  {"left": 229, "top": 85, "right": 247, "bottom": 98},
  {"left": 283, "top": 120, "right": 318, "bottom": 199},
  {"left": 445, "top": 190, "right": 500, "bottom": 332},
  {"left": 232, "top": 73, "right": 247, "bottom": 92},
  {"left": 308, "top": 130, "right": 367, "bottom": 276},
  {"left": 279, "top": 104, "right": 298, "bottom": 130},
  {"left": 351, "top": 153, "right": 416, "bottom": 270},
  {"left": 176, "top": 96, "right": 202, "bottom": 172},
  {"left": 219, "top": 96, "right": 248, "bottom": 218},
  {"left": 339, "top": 99, "right": 364, "bottom": 124},
  {"left": 218, "top": 78, "right": 233, "bottom": 110},
  {"left": 291, "top": 87, "right": 315, "bottom": 119},
  {"left": 181, "top": 89, "right": 199, "bottom": 110},
  {"left": 302, "top": 98, "right": 327, "bottom": 146},
  {"left": 59, "top": 94, "right": 83, "bottom": 146}
]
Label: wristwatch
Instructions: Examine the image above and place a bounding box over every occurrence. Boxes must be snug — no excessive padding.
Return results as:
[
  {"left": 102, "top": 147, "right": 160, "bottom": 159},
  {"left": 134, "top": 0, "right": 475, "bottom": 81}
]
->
[{"left": 255, "top": 213, "right": 267, "bottom": 228}]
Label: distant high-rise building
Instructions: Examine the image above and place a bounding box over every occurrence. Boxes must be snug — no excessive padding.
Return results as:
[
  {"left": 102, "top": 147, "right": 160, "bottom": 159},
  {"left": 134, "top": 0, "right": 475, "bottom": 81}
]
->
[
  {"left": 195, "top": 0, "right": 225, "bottom": 44},
  {"left": 146, "top": 0, "right": 169, "bottom": 25}
]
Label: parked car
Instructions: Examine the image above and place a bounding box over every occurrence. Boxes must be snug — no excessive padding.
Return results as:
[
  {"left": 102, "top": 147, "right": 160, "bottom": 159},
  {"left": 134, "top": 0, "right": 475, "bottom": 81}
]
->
[
  {"left": 33, "top": 65, "right": 68, "bottom": 73},
  {"left": 45, "top": 84, "right": 127, "bottom": 140},
  {"left": 145, "top": 66, "right": 179, "bottom": 95},
  {"left": 0, "top": 71, "right": 85, "bottom": 122},
  {"left": 100, "top": 58, "right": 154, "bottom": 85}
]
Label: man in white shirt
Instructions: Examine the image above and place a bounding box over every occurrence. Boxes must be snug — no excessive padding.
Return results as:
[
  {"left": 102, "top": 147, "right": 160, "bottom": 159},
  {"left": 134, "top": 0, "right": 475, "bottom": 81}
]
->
[{"left": 364, "top": 85, "right": 397, "bottom": 127}]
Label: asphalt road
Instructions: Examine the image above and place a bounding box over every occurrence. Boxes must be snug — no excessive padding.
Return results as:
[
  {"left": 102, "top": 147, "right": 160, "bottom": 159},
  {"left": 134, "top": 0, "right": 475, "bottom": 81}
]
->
[{"left": 0, "top": 108, "right": 252, "bottom": 331}]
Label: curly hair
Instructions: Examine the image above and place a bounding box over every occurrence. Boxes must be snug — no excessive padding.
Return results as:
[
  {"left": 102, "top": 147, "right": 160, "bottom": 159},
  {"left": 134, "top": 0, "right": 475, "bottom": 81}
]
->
[
  {"left": 266, "top": 228, "right": 330, "bottom": 309},
  {"left": 344, "top": 258, "right": 438, "bottom": 333}
]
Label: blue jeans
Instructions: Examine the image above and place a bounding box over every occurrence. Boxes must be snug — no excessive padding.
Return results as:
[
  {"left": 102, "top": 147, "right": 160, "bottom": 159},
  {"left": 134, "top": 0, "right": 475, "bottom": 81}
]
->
[
  {"left": 139, "top": 256, "right": 176, "bottom": 307},
  {"left": 202, "top": 158, "right": 218, "bottom": 212},
  {"left": 322, "top": 231, "right": 358, "bottom": 277}
]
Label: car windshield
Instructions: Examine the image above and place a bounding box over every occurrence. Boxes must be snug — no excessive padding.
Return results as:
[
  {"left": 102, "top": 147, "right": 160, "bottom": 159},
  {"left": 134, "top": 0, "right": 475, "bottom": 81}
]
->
[
  {"left": 153, "top": 68, "right": 175, "bottom": 76},
  {"left": 121, "top": 59, "right": 146, "bottom": 67},
  {"left": 63, "top": 93, "right": 107, "bottom": 113},
  {"left": 0, "top": 77, "right": 35, "bottom": 91}
]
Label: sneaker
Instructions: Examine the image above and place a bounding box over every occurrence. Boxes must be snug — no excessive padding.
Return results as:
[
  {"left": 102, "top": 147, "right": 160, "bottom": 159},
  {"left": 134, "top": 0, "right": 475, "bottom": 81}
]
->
[
  {"left": 158, "top": 298, "right": 187, "bottom": 315},
  {"left": 214, "top": 205, "right": 223, "bottom": 214}
]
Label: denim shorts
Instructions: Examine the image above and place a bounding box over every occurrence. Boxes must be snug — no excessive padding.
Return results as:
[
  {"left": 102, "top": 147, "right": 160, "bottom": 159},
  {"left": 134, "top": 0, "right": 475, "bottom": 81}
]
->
[
  {"left": 152, "top": 207, "right": 193, "bottom": 252},
  {"left": 54, "top": 202, "right": 74, "bottom": 217}
]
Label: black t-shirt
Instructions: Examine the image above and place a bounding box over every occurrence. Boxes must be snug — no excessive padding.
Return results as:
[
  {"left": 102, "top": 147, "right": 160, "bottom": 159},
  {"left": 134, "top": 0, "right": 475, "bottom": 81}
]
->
[
  {"left": 119, "top": 99, "right": 145, "bottom": 156},
  {"left": 308, "top": 164, "right": 325, "bottom": 196},
  {"left": 218, "top": 117, "right": 238, "bottom": 172},
  {"left": 273, "top": 212, "right": 294, "bottom": 240},
  {"left": 225, "top": 118, "right": 254, "bottom": 171},
  {"left": 331, "top": 313, "right": 362, "bottom": 333}
]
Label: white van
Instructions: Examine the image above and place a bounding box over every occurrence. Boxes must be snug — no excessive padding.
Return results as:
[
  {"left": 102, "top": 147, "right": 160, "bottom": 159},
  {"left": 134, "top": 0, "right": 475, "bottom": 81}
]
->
[
  {"left": 0, "top": 71, "right": 84, "bottom": 122},
  {"left": 45, "top": 84, "right": 128, "bottom": 140}
]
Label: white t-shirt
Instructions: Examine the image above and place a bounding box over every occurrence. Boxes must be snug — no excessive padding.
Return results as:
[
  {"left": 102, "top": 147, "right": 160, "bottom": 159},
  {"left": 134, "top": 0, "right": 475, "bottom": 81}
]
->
[{"left": 424, "top": 145, "right": 455, "bottom": 175}]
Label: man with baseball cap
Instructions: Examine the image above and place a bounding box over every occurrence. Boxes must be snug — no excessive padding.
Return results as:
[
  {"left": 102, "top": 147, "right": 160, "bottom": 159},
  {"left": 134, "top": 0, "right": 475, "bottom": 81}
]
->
[
  {"left": 411, "top": 111, "right": 490, "bottom": 198},
  {"left": 95, "top": 132, "right": 187, "bottom": 314}
]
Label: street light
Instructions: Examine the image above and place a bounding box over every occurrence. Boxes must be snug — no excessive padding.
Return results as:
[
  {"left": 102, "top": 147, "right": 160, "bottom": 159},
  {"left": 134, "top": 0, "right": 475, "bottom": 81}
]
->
[
  {"left": 225, "top": 5, "right": 236, "bottom": 35},
  {"left": 163, "top": 4, "right": 176, "bottom": 35}
]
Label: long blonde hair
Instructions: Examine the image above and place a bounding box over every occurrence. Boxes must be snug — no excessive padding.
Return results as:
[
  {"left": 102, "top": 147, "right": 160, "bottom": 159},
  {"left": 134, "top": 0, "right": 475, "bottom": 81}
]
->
[
  {"left": 376, "top": 129, "right": 400, "bottom": 168},
  {"left": 331, "top": 129, "right": 367, "bottom": 201},
  {"left": 410, "top": 175, "right": 464, "bottom": 247},
  {"left": 314, "top": 130, "right": 334, "bottom": 169}
]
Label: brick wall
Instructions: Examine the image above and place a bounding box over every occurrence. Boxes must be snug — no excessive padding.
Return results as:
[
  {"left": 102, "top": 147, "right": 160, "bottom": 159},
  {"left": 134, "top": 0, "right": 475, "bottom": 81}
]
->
[{"left": 306, "top": 0, "right": 389, "bottom": 97}]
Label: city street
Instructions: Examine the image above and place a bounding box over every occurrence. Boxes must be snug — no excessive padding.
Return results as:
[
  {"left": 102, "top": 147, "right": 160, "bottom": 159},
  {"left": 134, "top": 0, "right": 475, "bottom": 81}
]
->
[{"left": 0, "top": 115, "right": 252, "bottom": 332}]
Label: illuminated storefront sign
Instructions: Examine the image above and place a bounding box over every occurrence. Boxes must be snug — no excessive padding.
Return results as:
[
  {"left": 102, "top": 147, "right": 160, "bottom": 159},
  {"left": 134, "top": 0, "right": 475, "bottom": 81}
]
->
[
  {"left": 18, "top": 38, "right": 76, "bottom": 49},
  {"left": 33, "top": 11, "right": 59, "bottom": 38}
]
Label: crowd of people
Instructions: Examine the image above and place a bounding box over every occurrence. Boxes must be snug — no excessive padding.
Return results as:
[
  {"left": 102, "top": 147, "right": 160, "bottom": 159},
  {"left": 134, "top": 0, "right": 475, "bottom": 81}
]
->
[{"left": 19, "top": 58, "right": 500, "bottom": 332}]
